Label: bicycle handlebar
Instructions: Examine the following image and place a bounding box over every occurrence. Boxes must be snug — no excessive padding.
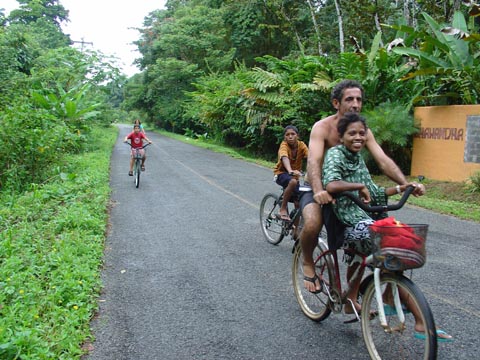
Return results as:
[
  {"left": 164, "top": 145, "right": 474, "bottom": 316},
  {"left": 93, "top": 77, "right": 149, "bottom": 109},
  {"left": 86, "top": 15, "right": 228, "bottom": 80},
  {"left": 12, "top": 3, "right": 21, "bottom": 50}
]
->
[
  {"left": 124, "top": 141, "right": 151, "bottom": 149},
  {"left": 336, "top": 185, "right": 415, "bottom": 213}
]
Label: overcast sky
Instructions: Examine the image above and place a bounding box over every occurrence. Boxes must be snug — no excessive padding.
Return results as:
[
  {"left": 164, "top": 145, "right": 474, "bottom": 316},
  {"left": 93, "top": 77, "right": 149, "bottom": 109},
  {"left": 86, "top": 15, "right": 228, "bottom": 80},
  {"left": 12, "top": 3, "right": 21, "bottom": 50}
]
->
[{"left": 3, "top": 0, "right": 167, "bottom": 76}]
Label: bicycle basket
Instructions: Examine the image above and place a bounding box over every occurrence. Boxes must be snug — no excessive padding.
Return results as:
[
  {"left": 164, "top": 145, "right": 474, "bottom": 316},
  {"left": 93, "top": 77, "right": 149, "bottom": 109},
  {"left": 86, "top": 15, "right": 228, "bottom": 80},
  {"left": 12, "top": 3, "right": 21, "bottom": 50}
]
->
[{"left": 369, "top": 223, "right": 428, "bottom": 271}]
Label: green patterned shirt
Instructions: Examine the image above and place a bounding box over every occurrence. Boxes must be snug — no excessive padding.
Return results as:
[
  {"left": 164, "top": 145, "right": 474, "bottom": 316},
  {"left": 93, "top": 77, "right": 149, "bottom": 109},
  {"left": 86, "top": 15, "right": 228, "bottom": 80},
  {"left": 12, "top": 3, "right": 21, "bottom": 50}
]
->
[{"left": 322, "top": 145, "right": 387, "bottom": 226}]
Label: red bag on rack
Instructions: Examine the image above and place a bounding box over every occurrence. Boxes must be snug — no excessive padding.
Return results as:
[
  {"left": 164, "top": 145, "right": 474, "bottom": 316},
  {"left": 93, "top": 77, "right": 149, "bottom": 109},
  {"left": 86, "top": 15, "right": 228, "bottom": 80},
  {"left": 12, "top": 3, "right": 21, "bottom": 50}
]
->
[
  {"left": 370, "top": 217, "right": 423, "bottom": 251},
  {"left": 370, "top": 217, "right": 426, "bottom": 269}
]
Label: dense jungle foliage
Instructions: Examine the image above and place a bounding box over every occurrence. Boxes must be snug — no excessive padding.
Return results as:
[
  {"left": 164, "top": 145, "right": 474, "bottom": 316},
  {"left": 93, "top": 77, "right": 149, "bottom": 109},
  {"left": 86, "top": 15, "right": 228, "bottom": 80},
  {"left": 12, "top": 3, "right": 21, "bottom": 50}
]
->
[
  {"left": 2, "top": 0, "right": 480, "bottom": 191},
  {"left": 124, "top": 0, "right": 480, "bottom": 171}
]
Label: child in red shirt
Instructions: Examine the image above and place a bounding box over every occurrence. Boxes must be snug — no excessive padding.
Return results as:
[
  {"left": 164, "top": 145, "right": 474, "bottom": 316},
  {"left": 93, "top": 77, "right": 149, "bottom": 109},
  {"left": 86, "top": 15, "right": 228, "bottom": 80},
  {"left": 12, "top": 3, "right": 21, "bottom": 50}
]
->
[{"left": 124, "top": 124, "right": 152, "bottom": 176}]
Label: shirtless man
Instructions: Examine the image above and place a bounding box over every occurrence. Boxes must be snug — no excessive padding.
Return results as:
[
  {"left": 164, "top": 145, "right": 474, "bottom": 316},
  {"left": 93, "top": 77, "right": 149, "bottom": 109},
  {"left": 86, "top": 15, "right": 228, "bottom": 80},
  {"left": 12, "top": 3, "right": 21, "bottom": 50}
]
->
[{"left": 299, "top": 80, "right": 425, "bottom": 304}]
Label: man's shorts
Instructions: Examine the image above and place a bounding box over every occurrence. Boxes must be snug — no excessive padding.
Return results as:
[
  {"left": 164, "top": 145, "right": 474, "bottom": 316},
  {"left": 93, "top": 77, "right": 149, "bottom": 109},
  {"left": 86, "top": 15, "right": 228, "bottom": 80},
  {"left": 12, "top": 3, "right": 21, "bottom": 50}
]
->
[{"left": 298, "top": 186, "right": 315, "bottom": 212}]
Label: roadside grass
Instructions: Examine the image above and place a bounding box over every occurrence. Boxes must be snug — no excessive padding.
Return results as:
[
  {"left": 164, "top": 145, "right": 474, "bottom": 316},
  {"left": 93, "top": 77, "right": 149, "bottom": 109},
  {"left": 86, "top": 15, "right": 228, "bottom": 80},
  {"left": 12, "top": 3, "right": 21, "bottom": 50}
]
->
[
  {"left": 0, "top": 126, "right": 117, "bottom": 359},
  {"left": 157, "top": 129, "right": 480, "bottom": 223}
]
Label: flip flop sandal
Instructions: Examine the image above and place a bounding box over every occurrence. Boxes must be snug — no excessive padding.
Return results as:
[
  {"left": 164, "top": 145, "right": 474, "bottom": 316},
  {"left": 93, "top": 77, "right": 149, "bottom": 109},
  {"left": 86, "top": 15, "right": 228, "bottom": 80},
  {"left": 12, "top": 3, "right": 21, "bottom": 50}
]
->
[
  {"left": 383, "top": 304, "right": 411, "bottom": 316},
  {"left": 303, "top": 274, "right": 322, "bottom": 294},
  {"left": 414, "top": 329, "right": 454, "bottom": 343},
  {"left": 344, "top": 310, "right": 378, "bottom": 324}
]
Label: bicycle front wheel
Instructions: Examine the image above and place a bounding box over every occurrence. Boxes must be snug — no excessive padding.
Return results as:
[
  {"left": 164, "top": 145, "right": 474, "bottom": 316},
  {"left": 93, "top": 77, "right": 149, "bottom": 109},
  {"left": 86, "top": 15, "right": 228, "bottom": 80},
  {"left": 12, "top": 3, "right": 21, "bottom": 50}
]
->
[
  {"left": 259, "top": 193, "right": 285, "bottom": 245},
  {"left": 134, "top": 159, "right": 141, "bottom": 188},
  {"left": 292, "top": 234, "right": 333, "bottom": 321},
  {"left": 361, "top": 273, "right": 437, "bottom": 360}
]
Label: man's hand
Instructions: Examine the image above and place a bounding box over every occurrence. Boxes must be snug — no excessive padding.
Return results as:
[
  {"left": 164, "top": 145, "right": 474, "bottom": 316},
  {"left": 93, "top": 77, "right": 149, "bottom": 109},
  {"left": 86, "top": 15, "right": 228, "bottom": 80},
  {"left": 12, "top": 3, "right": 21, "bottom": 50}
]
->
[
  {"left": 313, "top": 190, "right": 333, "bottom": 205},
  {"left": 359, "top": 186, "right": 371, "bottom": 203},
  {"left": 410, "top": 182, "right": 426, "bottom": 197}
]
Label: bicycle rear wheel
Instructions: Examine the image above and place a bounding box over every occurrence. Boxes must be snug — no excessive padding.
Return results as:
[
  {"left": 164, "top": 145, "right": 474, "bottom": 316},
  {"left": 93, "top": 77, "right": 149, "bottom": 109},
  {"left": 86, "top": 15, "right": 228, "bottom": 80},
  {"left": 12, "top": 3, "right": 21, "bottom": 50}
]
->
[
  {"left": 134, "top": 159, "right": 141, "bottom": 188},
  {"left": 292, "top": 233, "right": 333, "bottom": 321},
  {"left": 361, "top": 273, "right": 437, "bottom": 360},
  {"left": 259, "top": 193, "right": 285, "bottom": 245}
]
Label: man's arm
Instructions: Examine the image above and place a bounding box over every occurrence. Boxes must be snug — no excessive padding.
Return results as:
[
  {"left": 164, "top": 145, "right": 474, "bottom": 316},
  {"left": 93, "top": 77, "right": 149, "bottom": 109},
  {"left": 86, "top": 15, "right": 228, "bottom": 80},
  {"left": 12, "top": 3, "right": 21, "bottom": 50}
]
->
[
  {"left": 365, "top": 130, "right": 407, "bottom": 184},
  {"left": 366, "top": 130, "right": 425, "bottom": 196},
  {"left": 307, "top": 122, "right": 333, "bottom": 204}
]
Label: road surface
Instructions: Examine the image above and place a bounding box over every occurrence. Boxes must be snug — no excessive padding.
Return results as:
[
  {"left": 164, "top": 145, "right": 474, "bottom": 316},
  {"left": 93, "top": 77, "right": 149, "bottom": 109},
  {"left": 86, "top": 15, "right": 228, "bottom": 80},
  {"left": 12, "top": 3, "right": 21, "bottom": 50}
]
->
[{"left": 85, "top": 125, "right": 480, "bottom": 359}]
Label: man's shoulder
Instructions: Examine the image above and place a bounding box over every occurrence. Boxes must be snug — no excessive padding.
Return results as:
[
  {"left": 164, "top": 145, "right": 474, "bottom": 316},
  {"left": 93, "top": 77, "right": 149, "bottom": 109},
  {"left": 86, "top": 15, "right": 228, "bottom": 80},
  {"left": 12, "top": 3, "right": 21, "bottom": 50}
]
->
[{"left": 312, "top": 115, "right": 336, "bottom": 131}]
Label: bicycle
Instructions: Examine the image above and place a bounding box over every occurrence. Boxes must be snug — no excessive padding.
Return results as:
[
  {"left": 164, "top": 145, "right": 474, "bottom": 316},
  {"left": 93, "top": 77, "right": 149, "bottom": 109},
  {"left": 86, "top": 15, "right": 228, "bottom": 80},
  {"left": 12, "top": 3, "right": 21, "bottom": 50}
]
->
[
  {"left": 292, "top": 186, "right": 438, "bottom": 359},
  {"left": 259, "top": 175, "right": 306, "bottom": 245},
  {"left": 125, "top": 141, "right": 150, "bottom": 188}
]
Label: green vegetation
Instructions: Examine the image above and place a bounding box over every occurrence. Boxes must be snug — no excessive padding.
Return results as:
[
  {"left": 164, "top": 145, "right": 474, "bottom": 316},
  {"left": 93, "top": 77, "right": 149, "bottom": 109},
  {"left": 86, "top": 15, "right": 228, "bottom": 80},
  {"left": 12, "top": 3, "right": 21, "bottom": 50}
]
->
[
  {"left": 1, "top": 0, "right": 129, "bottom": 191},
  {"left": 0, "top": 126, "right": 117, "bottom": 358},
  {"left": 125, "top": 0, "right": 480, "bottom": 165}
]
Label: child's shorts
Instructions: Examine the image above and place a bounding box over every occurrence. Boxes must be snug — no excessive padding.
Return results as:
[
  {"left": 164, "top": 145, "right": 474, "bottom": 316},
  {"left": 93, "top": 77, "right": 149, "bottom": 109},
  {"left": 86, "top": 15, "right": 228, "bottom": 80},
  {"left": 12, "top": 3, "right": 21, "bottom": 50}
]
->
[{"left": 130, "top": 148, "right": 145, "bottom": 158}]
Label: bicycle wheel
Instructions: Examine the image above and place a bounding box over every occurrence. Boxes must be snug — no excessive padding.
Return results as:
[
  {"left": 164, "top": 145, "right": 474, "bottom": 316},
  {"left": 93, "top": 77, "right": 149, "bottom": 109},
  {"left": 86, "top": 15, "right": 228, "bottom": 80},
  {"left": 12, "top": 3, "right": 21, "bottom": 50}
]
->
[
  {"left": 292, "top": 233, "right": 333, "bottom": 321},
  {"left": 259, "top": 193, "right": 286, "bottom": 245},
  {"left": 361, "top": 273, "right": 437, "bottom": 360},
  {"left": 134, "top": 159, "right": 141, "bottom": 188}
]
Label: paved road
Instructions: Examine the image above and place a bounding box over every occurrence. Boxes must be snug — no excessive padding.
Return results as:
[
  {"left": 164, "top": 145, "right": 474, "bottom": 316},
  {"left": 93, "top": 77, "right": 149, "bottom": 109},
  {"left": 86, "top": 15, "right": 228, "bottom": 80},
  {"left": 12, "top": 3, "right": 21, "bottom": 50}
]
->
[{"left": 85, "top": 125, "right": 479, "bottom": 360}]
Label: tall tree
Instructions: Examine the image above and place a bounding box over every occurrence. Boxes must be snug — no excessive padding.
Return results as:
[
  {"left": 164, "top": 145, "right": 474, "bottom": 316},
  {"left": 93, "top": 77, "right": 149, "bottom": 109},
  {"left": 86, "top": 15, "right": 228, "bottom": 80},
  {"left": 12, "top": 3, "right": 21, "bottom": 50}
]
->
[
  {"left": 8, "top": 0, "right": 68, "bottom": 27},
  {"left": 8, "top": 0, "right": 70, "bottom": 49}
]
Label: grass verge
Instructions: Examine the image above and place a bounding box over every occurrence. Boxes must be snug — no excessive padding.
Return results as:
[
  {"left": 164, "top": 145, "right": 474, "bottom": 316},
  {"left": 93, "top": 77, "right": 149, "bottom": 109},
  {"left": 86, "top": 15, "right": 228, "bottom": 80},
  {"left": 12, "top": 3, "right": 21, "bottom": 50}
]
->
[
  {"left": 157, "top": 129, "right": 480, "bottom": 223},
  {"left": 0, "top": 125, "right": 117, "bottom": 359}
]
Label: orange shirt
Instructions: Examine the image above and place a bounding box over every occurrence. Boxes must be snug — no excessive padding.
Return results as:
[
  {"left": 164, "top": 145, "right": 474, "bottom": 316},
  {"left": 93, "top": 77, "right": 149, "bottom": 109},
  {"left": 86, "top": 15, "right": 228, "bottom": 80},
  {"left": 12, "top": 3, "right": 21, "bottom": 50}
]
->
[{"left": 273, "top": 140, "right": 308, "bottom": 175}]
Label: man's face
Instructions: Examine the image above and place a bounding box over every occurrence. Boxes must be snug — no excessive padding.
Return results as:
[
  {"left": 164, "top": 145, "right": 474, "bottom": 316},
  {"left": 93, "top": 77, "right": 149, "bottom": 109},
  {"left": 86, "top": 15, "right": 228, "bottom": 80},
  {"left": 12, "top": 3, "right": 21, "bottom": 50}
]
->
[{"left": 333, "top": 88, "right": 363, "bottom": 115}]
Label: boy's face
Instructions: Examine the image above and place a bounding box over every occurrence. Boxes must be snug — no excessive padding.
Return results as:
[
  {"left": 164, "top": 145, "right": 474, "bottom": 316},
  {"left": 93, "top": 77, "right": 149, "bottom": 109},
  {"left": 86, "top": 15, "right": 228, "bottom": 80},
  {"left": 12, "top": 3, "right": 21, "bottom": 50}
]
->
[
  {"left": 134, "top": 126, "right": 140, "bottom": 133},
  {"left": 284, "top": 129, "right": 298, "bottom": 145}
]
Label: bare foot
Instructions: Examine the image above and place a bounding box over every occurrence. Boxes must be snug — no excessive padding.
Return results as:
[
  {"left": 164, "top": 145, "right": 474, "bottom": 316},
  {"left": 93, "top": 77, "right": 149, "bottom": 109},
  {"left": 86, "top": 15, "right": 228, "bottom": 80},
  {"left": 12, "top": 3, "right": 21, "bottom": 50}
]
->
[
  {"left": 279, "top": 209, "right": 290, "bottom": 221},
  {"left": 344, "top": 300, "right": 362, "bottom": 315}
]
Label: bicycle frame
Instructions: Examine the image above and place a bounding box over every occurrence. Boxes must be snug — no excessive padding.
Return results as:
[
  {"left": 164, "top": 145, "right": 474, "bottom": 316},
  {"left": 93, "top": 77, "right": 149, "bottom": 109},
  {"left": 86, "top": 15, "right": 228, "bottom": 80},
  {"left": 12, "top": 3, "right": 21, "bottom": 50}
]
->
[
  {"left": 293, "top": 185, "right": 437, "bottom": 359},
  {"left": 318, "top": 243, "right": 405, "bottom": 327}
]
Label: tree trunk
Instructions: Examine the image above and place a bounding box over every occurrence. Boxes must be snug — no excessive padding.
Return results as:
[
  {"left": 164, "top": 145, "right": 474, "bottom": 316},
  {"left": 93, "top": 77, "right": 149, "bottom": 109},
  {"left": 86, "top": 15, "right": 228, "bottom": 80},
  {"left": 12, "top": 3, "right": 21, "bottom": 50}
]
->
[
  {"left": 403, "top": 0, "right": 410, "bottom": 26},
  {"left": 334, "top": 0, "right": 344, "bottom": 52},
  {"left": 305, "top": 0, "right": 324, "bottom": 55},
  {"left": 280, "top": 4, "right": 305, "bottom": 54},
  {"left": 445, "top": 0, "right": 462, "bottom": 22},
  {"left": 373, "top": 0, "right": 384, "bottom": 47}
]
